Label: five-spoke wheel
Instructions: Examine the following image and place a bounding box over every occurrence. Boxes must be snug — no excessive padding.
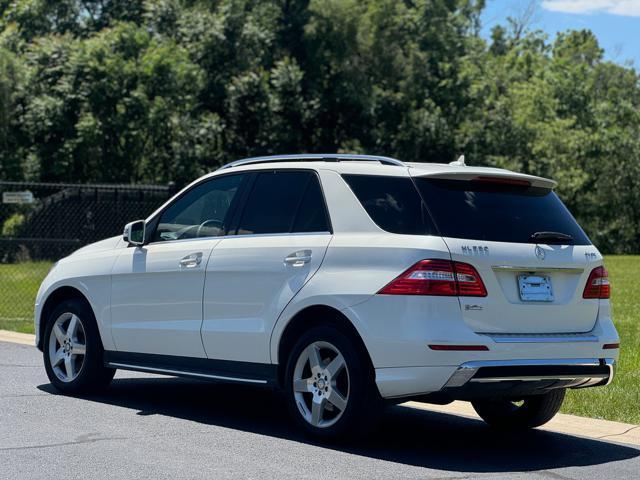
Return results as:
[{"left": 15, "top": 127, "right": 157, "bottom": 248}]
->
[
  {"left": 43, "top": 298, "right": 115, "bottom": 393},
  {"left": 48, "top": 312, "right": 87, "bottom": 382},
  {"left": 285, "top": 324, "right": 380, "bottom": 439},
  {"left": 293, "top": 341, "right": 350, "bottom": 428}
]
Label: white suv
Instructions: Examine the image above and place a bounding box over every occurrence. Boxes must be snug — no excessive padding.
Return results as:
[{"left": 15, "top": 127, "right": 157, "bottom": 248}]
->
[{"left": 35, "top": 154, "right": 619, "bottom": 439}]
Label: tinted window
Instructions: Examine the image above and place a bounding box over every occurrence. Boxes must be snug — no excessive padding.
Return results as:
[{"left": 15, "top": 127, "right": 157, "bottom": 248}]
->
[
  {"left": 292, "top": 175, "right": 330, "bottom": 233},
  {"left": 343, "top": 175, "right": 434, "bottom": 235},
  {"left": 238, "top": 171, "right": 329, "bottom": 235},
  {"left": 415, "top": 178, "right": 591, "bottom": 244},
  {"left": 153, "top": 174, "right": 244, "bottom": 242}
]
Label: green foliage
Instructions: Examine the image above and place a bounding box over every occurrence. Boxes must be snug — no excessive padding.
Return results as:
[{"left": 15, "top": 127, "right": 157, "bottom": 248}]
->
[
  {"left": 0, "top": 0, "right": 639, "bottom": 252},
  {"left": 1, "top": 212, "right": 25, "bottom": 236}
]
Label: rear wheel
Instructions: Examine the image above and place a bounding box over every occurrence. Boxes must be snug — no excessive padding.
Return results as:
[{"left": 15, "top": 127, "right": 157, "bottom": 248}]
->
[
  {"left": 43, "top": 298, "right": 115, "bottom": 394},
  {"left": 284, "top": 325, "right": 380, "bottom": 440},
  {"left": 471, "top": 389, "right": 566, "bottom": 430}
]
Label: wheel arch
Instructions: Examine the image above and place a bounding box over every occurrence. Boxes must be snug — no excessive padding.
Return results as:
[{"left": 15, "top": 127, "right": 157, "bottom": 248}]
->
[
  {"left": 275, "top": 304, "right": 375, "bottom": 389},
  {"left": 38, "top": 286, "right": 92, "bottom": 350}
]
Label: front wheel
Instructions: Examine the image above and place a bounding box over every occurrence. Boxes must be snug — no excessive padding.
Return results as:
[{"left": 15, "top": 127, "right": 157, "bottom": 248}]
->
[
  {"left": 284, "top": 325, "right": 380, "bottom": 440},
  {"left": 43, "top": 298, "right": 115, "bottom": 394},
  {"left": 471, "top": 389, "right": 566, "bottom": 430}
]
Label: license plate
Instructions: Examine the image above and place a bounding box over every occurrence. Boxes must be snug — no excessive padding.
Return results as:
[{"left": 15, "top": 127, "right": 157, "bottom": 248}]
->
[{"left": 518, "top": 274, "right": 554, "bottom": 302}]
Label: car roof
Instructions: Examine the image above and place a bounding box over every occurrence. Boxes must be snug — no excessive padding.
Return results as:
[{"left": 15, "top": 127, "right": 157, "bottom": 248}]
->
[{"left": 208, "top": 154, "right": 557, "bottom": 188}]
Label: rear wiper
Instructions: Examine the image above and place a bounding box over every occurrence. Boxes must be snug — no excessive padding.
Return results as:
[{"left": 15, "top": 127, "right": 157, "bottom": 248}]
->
[{"left": 530, "top": 231, "right": 574, "bottom": 244}]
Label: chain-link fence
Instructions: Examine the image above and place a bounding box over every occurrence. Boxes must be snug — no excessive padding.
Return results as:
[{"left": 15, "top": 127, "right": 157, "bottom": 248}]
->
[{"left": 0, "top": 181, "right": 173, "bottom": 332}]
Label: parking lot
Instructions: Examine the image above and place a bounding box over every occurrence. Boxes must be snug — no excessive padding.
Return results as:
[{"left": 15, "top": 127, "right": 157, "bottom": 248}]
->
[{"left": 1, "top": 340, "right": 638, "bottom": 479}]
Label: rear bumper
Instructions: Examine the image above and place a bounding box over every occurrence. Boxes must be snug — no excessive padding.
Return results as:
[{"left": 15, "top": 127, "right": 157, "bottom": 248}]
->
[
  {"left": 376, "top": 358, "right": 615, "bottom": 400},
  {"left": 441, "top": 357, "right": 614, "bottom": 399}
]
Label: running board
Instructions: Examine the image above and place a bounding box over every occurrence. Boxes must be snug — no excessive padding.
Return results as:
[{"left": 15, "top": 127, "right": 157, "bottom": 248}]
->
[{"left": 104, "top": 351, "right": 277, "bottom": 386}]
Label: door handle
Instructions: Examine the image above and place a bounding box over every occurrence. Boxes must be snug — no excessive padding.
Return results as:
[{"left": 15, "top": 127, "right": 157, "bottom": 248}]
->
[
  {"left": 180, "top": 252, "right": 203, "bottom": 269},
  {"left": 284, "top": 250, "right": 312, "bottom": 267}
]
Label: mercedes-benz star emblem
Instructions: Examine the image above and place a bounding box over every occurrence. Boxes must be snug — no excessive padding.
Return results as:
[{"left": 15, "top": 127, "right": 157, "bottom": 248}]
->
[{"left": 535, "top": 245, "right": 545, "bottom": 260}]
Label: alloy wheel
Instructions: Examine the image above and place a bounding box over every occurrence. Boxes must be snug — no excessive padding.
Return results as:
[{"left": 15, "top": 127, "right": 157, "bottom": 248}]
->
[
  {"left": 292, "top": 341, "right": 350, "bottom": 428},
  {"left": 48, "top": 312, "right": 87, "bottom": 382}
]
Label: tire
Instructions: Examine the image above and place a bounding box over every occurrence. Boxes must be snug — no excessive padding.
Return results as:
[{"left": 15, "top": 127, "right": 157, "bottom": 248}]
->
[
  {"left": 471, "top": 389, "right": 566, "bottom": 430},
  {"left": 43, "top": 298, "right": 115, "bottom": 394},
  {"left": 284, "top": 325, "right": 381, "bottom": 440}
]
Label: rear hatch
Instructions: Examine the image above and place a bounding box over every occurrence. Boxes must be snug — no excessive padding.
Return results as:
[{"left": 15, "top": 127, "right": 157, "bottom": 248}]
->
[{"left": 412, "top": 170, "right": 602, "bottom": 334}]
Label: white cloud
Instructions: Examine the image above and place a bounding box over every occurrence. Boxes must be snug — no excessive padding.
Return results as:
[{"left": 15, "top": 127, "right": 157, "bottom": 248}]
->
[{"left": 541, "top": 0, "right": 640, "bottom": 16}]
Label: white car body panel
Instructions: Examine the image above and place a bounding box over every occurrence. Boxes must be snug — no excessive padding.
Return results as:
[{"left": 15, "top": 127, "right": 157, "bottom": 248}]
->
[
  {"left": 444, "top": 238, "right": 602, "bottom": 334},
  {"left": 202, "top": 233, "right": 331, "bottom": 363},
  {"left": 35, "top": 156, "right": 620, "bottom": 400},
  {"left": 34, "top": 235, "right": 124, "bottom": 351},
  {"left": 110, "top": 237, "right": 221, "bottom": 357}
]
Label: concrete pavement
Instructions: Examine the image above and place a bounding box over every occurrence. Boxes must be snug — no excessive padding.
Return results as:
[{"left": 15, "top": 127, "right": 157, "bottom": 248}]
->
[{"left": 1, "top": 335, "right": 639, "bottom": 479}]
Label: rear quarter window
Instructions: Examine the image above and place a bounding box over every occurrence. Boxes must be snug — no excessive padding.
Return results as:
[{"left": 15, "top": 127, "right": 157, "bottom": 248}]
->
[{"left": 342, "top": 175, "right": 435, "bottom": 235}]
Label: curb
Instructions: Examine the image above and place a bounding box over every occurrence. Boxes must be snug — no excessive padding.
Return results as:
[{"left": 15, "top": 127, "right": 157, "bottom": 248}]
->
[
  {"left": 405, "top": 401, "right": 640, "bottom": 447},
  {"left": 1, "top": 329, "right": 638, "bottom": 447},
  {"left": 0, "top": 329, "right": 36, "bottom": 346}
]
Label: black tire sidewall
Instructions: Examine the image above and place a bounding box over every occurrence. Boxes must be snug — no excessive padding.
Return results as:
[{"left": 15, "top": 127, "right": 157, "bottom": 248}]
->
[
  {"left": 472, "top": 389, "right": 566, "bottom": 430},
  {"left": 43, "top": 298, "right": 113, "bottom": 393},
  {"left": 284, "top": 325, "right": 379, "bottom": 440}
]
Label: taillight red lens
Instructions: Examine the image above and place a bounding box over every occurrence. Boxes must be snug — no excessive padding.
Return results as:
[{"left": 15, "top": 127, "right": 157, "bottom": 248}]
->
[
  {"left": 378, "top": 259, "right": 487, "bottom": 297},
  {"left": 453, "top": 262, "right": 488, "bottom": 297},
  {"left": 583, "top": 266, "right": 610, "bottom": 299}
]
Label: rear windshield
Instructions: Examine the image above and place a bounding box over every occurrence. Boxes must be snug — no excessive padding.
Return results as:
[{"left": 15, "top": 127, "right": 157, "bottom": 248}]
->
[{"left": 414, "top": 178, "right": 591, "bottom": 245}]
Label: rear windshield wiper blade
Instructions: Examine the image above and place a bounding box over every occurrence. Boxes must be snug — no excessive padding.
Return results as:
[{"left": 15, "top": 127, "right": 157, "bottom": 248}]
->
[{"left": 530, "top": 231, "right": 574, "bottom": 244}]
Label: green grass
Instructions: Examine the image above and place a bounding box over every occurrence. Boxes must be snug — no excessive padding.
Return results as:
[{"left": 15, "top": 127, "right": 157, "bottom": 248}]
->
[
  {"left": 0, "top": 261, "right": 52, "bottom": 333},
  {"left": 1, "top": 257, "right": 639, "bottom": 423},
  {"left": 562, "top": 256, "right": 640, "bottom": 424}
]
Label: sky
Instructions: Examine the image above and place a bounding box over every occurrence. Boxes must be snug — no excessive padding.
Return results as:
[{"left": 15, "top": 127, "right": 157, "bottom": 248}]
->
[{"left": 481, "top": 0, "right": 640, "bottom": 67}]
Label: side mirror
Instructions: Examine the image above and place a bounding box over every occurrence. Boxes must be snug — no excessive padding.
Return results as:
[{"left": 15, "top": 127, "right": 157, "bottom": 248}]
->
[{"left": 123, "top": 220, "right": 146, "bottom": 246}]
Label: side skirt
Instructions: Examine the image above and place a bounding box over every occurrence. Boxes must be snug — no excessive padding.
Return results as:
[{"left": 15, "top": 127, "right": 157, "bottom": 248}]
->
[{"left": 104, "top": 351, "right": 278, "bottom": 386}]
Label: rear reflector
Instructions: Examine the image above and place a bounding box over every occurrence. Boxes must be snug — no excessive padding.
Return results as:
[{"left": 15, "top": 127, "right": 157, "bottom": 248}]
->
[
  {"left": 378, "top": 259, "right": 487, "bottom": 297},
  {"left": 583, "top": 266, "right": 611, "bottom": 299},
  {"left": 429, "top": 344, "right": 489, "bottom": 351},
  {"left": 603, "top": 343, "right": 620, "bottom": 350}
]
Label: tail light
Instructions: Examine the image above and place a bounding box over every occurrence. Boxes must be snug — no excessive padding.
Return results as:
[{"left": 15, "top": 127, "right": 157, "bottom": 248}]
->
[
  {"left": 583, "top": 266, "right": 610, "bottom": 299},
  {"left": 378, "top": 259, "right": 487, "bottom": 297}
]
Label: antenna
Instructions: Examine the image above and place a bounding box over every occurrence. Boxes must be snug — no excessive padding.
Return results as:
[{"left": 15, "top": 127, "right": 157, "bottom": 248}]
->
[{"left": 449, "top": 155, "right": 466, "bottom": 167}]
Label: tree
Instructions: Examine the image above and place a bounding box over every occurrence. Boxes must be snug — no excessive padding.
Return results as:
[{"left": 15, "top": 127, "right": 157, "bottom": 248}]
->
[{"left": 0, "top": 0, "right": 639, "bottom": 251}]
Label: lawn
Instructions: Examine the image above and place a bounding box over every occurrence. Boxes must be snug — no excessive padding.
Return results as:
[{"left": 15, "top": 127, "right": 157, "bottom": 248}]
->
[
  {"left": 0, "top": 257, "right": 638, "bottom": 423},
  {"left": 562, "top": 256, "right": 640, "bottom": 424},
  {"left": 0, "top": 261, "right": 52, "bottom": 333}
]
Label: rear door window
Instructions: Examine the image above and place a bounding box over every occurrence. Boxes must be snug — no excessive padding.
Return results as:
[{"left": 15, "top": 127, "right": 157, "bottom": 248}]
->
[
  {"left": 414, "top": 178, "right": 591, "bottom": 244},
  {"left": 237, "top": 170, "right": 330, "bottom": 235}
]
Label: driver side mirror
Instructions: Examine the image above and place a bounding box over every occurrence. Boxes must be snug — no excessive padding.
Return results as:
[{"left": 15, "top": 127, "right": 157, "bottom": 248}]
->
[{"left": 123, "top": 220, "right": 146, "bottom": 246}]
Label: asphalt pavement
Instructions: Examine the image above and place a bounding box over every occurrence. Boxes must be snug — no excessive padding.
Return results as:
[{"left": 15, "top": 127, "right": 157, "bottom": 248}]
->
[{"left": 1, "top": 340, "right": 638, "bottom": 479}]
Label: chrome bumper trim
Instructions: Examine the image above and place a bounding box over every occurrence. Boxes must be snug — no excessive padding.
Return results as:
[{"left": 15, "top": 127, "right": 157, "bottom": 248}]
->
[
  {"left": 444, "top": 358, "right": 615, "bottom": 389},
  {"left": 491, "top": 265, "right": 584, "bottom": 273},
  {"left": 483, "top": 334, "right": 599, "bottom": 344}
]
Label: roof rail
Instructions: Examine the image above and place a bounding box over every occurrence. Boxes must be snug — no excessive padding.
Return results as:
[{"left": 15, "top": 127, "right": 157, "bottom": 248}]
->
[{"left": 219, "top": 153, "right": 406, "bottom": 170}]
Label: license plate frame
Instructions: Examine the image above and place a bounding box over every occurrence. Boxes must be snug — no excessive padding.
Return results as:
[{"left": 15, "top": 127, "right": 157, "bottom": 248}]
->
[{"left": 518, "top": 274, "right": 554, "bottom": 302}]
